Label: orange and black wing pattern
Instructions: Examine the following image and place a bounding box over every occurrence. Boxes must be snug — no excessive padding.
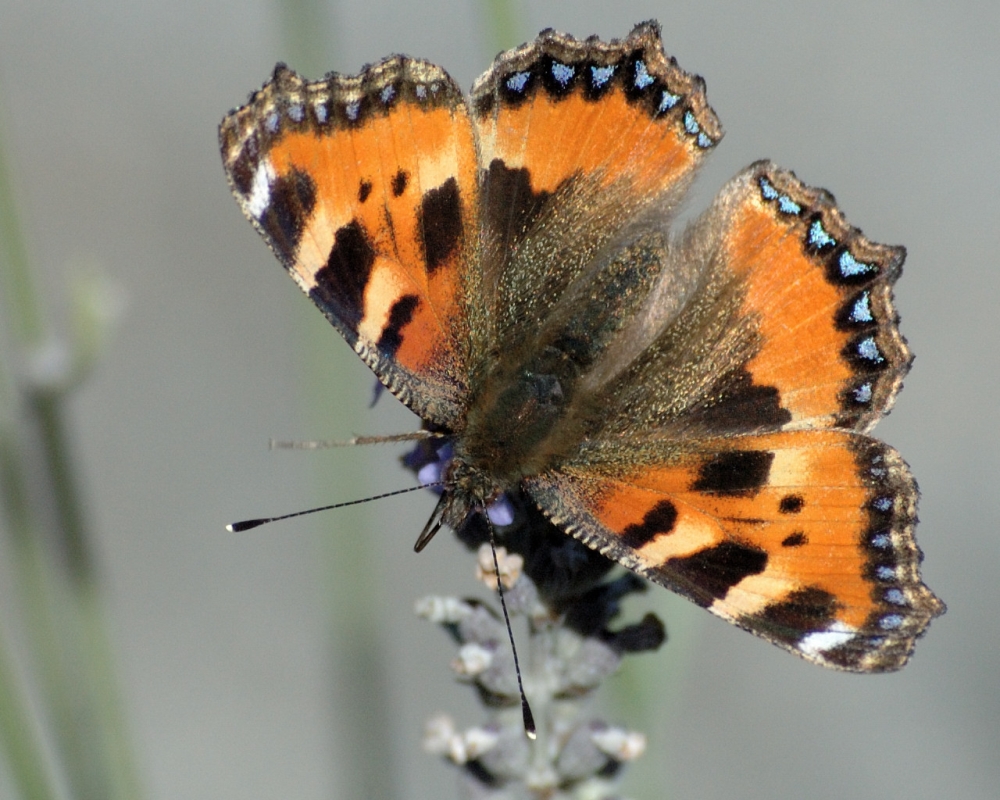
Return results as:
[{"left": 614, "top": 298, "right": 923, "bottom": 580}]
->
[
  {"left": 529, "top": 430, "right": 942, "bottom": 671},
  {"left": 465, "top": 22, "right": 721, "bottom": 362},
  {"left": 526, "top": 163, "right": 942, "bottom": 671},
  {"left": 220, "top": 60, "right": 479, "bottom": 428},
  {"left": 707, "top": 162, "right": 912, "bottom": 434}
]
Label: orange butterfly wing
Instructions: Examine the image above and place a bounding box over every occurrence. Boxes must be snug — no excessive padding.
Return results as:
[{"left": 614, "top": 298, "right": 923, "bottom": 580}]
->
[
  {"left": 220, "top": 60, "right": 479, "bottom": 428},
  {"left": 528, "top": 430, "right": 942, "bottom": 671},
  {"left": 709, "top": 163, "right": 912, "bottom": 433},
  {"left": 523, "top": 161, "right": 942, "bottom": 671}
]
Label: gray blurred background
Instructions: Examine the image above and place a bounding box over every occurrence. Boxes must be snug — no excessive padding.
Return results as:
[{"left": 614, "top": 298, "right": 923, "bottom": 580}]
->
[{"left": 0, "top": 1, "right": 995, "bottom": 798}]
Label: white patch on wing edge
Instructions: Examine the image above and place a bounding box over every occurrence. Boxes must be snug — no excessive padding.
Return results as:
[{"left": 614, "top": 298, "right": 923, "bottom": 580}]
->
[
  {"left": 246, "top": 157, "right": 276, "bottom": 219},
  {"left": 798, "top": 621, "right": 857, "bottom": 657}
]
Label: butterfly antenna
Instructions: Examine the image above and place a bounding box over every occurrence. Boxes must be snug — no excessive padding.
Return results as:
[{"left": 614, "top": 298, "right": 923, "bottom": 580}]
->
[
  {"left": 226, "top": 483, "right": 442, "bottom": 532},
  {"left": 485, "top": 511, "right": 537, "bottom": 740},
  {"left": 270, "top": 430, "right": 444, "bottom": 449}
]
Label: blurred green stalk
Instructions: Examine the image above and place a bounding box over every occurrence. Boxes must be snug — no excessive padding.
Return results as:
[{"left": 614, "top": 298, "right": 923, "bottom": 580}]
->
[
  {"left": 0, "top": 629, "right": 56, "bottom": 800},
  {"left": 0, "top": 367, "right": 60, "bottom": 800},
  {"left": 0, "top": 85, "right": 144, "bottom": 800},
  {"left": 482, "top": 0, "right": 522, "bottom": 54}
]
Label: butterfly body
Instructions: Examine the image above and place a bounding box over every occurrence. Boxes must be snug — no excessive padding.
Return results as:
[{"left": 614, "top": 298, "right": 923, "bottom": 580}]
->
[{"left": 221, "top": 21, "right": 942, "bottom": 672}]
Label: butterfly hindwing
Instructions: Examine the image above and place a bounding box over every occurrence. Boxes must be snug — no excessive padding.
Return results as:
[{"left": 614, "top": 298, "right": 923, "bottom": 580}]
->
[
  {"left": 527, "top": 429, "right": 943, "bottom": 671},
  {"left": 220, "top": 60, "right": 480, "bottom": 427}
]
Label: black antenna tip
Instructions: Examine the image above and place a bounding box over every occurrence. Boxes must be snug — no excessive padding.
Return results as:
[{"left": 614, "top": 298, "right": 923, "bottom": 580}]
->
[
  {"left": 522, "top": 697, "right": 536, "bottom": 740},
  {"left": 226, "top": 518, "right": 269, "bottom": 532}
]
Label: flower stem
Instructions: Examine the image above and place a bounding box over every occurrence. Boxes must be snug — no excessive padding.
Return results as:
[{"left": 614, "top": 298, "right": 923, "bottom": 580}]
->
[{"left": 0, "top": 82, "right": 144, "bottom": 800}]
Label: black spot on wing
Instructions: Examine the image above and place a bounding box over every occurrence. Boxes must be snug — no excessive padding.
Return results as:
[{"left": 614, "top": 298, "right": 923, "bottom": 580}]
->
[
  {"left": 619, "top": 500, "right": 677, "bottom": 549},
  {"left": 391, "top": 170, "right": 409, "bottom": 197},
  {"left": 621, "top": 51, "right": 653, "bottom": 103},
  {"left": 865, "top": 492, "right": 900, "bottom": 534},
  {"left": 482, "top": 159, "right": 553, "bottom": 251},
  {"left": 779, "top": 494, "right": 804, "bottom": 514},
  {"left": 689, "top": 368, "right": 792, "bottom": 434},
  {"left": 472, "top": 91, "right": 495, "bottom": 118},
  {"left": 376, "top": 294, "right": 420, "bottom": 356},
  {"left": 818, "top": 641, "right": 872, "bottom": 671},
  {"left": 691, "top": 451, "right": 774, "bottom": 496},
  {"left": 312, "top": 220, "right": 376, "bottom": 330},
  {"left": 619, "top": 50, "right": 686, "bottom": 120},
  {"left": 581, "top": 61, "right": 619, "bottom": 101},
  {"left": 781, "top": 532, "right": 807, "bottom": 548},
  {"left": 358, "top": 180, "right": 372, "bottom": 203},
  {"left": 260, "top": 168, "right": 317, "bottom": 261},
  {"left": 757, "top": 586, "right": 839, "bottom": 642},
  {"left": 835, "top": 289, "right": 876, "bottom": 332},
  {"left": 823, "top": 246, "right": 884, "bottom": 288},
  {"left": 668, "top": 541, "right": 768, "bottom": 603},
  {"left": 419, "top": 177, "right": 463, "bottom": 273}
]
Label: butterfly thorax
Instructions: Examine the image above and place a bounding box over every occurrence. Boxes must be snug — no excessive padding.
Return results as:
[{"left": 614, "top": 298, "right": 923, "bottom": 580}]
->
[{"left": 442, "top": 342, "right": 591, "bottom": 526}]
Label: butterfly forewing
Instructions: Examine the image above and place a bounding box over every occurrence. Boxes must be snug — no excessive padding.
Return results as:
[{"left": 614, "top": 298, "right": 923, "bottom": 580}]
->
[{"left": 221, "top": 60, "right": 479, "bottom": 428}]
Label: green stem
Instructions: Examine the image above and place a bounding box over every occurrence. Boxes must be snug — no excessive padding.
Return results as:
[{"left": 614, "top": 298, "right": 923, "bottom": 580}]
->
[
  {"left": 0, "top": 82, "right": 144, "bottom": 800},
  {"left": 77, "top": 582, "right": 145, "bottom": 800},
  {"left": 481, "top": 0, "right": 522, "bottom": 54},
  {"left": 0, "top": 625, "right": 61, "bottom": 800},
  {"left": 0, "top": 383, "right": 63, "bottom": 800},
  {"left": 30, "top": 392, "right": 93, "bottom": 586}
]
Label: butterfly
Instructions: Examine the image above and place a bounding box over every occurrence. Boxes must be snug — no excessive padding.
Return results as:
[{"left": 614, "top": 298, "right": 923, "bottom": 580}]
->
[{"left": 220, "top": 21, "right": 943, "bottom": 672}]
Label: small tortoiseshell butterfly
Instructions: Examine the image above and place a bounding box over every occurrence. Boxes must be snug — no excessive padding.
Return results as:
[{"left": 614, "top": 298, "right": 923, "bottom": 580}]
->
[{"left": 220, "top": 22, "right": 943, "bottom": 672}]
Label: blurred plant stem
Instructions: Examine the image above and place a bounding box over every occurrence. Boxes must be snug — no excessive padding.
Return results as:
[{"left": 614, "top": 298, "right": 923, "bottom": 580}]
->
[
  {"left": 481, "top": 0, "right": 523, "bottom": 54},
  {"left": 0, "top": 636, "right": 52, "bottom": 800},
  {"left": 0, "top": 87, "right": 143, "bottom": 799},
  {"left": 0, "top": 371, "right": 59, "bottom": 800},
  {"left": 276, "top": 2, "right": 397, "bottom": 798}
]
